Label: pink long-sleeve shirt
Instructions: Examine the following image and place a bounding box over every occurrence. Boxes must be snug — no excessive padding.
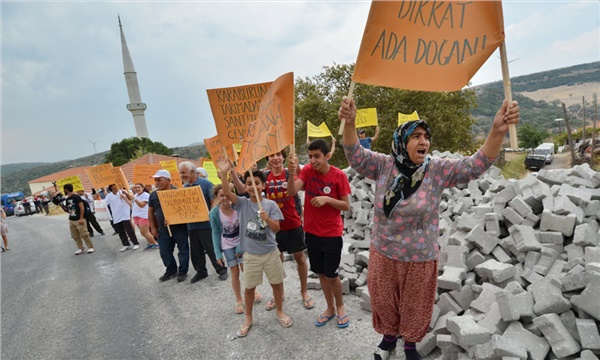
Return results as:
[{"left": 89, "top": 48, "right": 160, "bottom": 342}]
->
[{"left": 343, "top": 140, "right": 496, "bottom": 262}]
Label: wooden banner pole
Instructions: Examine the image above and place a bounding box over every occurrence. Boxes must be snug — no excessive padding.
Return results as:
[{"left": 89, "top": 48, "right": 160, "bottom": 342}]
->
[
  {"left": 499, "top": 41, "right": 518, "bottom": 149},
  {"left": 338, "top": 81, "right": 356, "bottom": 136}
]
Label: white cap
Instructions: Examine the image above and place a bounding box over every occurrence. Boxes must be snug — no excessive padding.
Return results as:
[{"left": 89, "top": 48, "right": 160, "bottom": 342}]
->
[
  {"left": 151, "top": 169, "right": 171, "bottom": 180},
  {"left": 198, "top": 167, "right": 208, "bottom": 178}
]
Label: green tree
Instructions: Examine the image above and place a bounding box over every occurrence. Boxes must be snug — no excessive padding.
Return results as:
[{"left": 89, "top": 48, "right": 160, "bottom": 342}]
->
[
  {"left": 105, "top": 137, "right": 172, "bottom": 166},
  {"left": 518, "top": 124, "right": 547, "bottom": 149},
  {"left": 294, "top": 63, "right": 479, "bottom": 168}
]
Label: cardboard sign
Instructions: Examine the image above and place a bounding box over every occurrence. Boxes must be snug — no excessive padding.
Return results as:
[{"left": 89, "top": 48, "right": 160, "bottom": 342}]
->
[
  {"left": 156, "top": 186, "right": 209, "bottom": 225},
  {"left": 398, "top": 111, "right": 420, "bottom": 126},
  {"left": 85, "top": 164, "right": 115, "bottom": 189},
  {"left": 307, "top": 121, "right": 332, "bottom": 138},
  {"left": 132, "top": 163, "right": 161, "bottom": 185},
  {"left": 56, "top": 175, "right": 84, "bottom": 193},
  {"left": 204, "top": 134, "right": 237, "bottom": 167},
  {"left": 199, "top": 158, "right": 221, "bottom": 185},
  {"left": 112, "top": 167, "right": 129, "bottom": 191},
  {"left": 236, "top": 72, "right": 295, "bottom": 174},
  {"left": 207, "top": 81, "right": 273, "bottom": 147},
  {"left": 159, "top": 160, "right": 183, "bottom": 189},
  {"left": 355, "top": 108, "right": 378, "bottom": 128},
  {"left": 353, "top": 1, "right": 504, "bottom": 91}
]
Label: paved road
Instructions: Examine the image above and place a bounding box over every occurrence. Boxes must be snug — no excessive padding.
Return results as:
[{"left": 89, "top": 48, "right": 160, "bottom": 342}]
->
[{"left": 1, "top": 213, "right": 384, "bottom": 360}]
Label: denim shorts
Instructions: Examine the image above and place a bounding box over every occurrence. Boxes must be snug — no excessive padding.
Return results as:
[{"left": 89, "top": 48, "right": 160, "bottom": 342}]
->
[{"left": 223, "top": 247, "right": 243, "bottom": 268}]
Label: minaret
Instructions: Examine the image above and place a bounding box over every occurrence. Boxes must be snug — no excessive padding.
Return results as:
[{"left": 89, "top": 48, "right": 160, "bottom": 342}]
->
[{"left": 119, "top": 16, "right": 149, "bottom": 138}]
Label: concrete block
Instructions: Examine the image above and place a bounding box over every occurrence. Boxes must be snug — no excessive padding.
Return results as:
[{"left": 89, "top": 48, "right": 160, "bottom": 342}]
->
[
  {"left": 524, "top": 251, "right": 541, "bottom": 270},
  {"left": 478, "top": 302, "right": 509, "bottom": 335},
  {"left": 509, "top": 225, "right": 543, "bottom": 253},
  {"left": 466, "top": 249, "right": 486, "bottom": 270},
  {"left": 417, "top": 332, "right": 437, "bottom": 357},
  {"left": 574, "top": 223, "right": 600, "bottom": 247},
  {"left": 360, "top": 299, "right": 372, "bottom": 312},
  {"left": 509, "top": 196, "right": 534, "bottom": 218},
  {"left": 539, "top": 210, "right": 577, "bottom": 237},
  {"left": 449, "top": 284, "right": 476, "bottom": 312},
  {"left": 496, "top": 290, "right": 535, "bottom": 322},
  {"left": 470, "top": 283, "right": 503, "bottom": 314},
  {"left": 473, "top": 205, "right": 494, "bottom": 218},
  {"left": 561, "top": 272, "right": 590, "bottom": 292},
  {"left": 475, "top": 259, "right": 516, "bottom": 283},
  {"left": 586, "top": 246, "right": 600, "bottom": 265},
  {"left": 521, "top": 268, "right": 544, "bottom": 285},
  {"left": 433, "top": 311, "right": 458, "bottom": 335},
  {"left": 341, "top": 277, "right": 350, "bottom": 295},
  {"left": 437, "top": 292, "right": 464, "bottom": 316},
  {"left": 560, "top": 309, "right": 581, "bottom": 343},
  {"left": 491, "top": 246, "right": 512, "bottom": 264},
  {"left": 448, "top": 230, "right": 471, "bottom": 248},
  {"left": 447, "top": 315, "right": 491, "bottom": 346},
  {"left": 456, "top": 213, "right": 483, "bottom": 232},
  {"left": 472, "top": 334, "right": 528, "bottom": 360},
  {"left": 571, "top": 271, "right": 600, "bottom": 320},
  {"left": 429, "top": 304, "right": 441, "bottom": 330},
  {"left": 535, "top": 230, "right": 564, "bottom": 245},
  {"left": 484, "top": 213, "right": 501, "bottom": 237},
  {"left": 533, "top": 313, "right": 581, "bottom": 358},
  {"left": 307, "top": 278, "right": 321, "bottom": 290},
  {"left": 355, "top": 250, "right": 369, "bottom": 267},
  {"left": 501, "top": 321, "right": 550, "bottom": 360},
  {"left": 436, "top": 334, "right": 465, "bottom": 360},
  {"left": 438, "top": 266, "right": 467, "bottom": 291},
  {"left": 546, "top": 259, "right": 566, "bottom": 277},
  {"left": 502, "top": 207, "right": 524, "bottom": 226},
  {"left": 558, "top": 183, "right": 592, "bottom": 207},
  {"left": 444, "top": 245, "right": 469, "bottom": 270},
  {"left": 578, "top": 349, "right": 600, "bottom": 360},
  {"left": 466, "top": 224, "right": 500, "bottom": 255},
  {"left": 498, "top": 235, "right": 518, "bottom": 256},
  {"left": 530, "top": 276, "right": 572, "bottom": 315},
  {"left": 566, "top": 244, "right": 586, "bottom": 262},
  {"left": 533, "top": 247, "right": 559, "bottom": 276},
  {"left": 586, "top": 262, "right": 600, "bottom": 274},
  {"left": 554, "top": 195, "right": 584, "bottom": 223}
]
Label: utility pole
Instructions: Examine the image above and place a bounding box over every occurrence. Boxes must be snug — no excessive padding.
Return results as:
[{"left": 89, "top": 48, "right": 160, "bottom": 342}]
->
[
  {"left": 563, "top": 103, "right": 575, "bottom": 167},
  {"left": 592, "top": 94, "right": 598, "bottom": 167},
  {"left": 582, "top": 96, "right": 586, "bottom": 147}
]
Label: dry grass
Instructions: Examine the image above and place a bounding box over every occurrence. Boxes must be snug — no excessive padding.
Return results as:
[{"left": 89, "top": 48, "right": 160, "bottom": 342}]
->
[
  {"left": 500, "top": 152, "right": 528, "bottom": 179},
  {"left": 519, "top": 82, "right": 600, "bottom": 107}
]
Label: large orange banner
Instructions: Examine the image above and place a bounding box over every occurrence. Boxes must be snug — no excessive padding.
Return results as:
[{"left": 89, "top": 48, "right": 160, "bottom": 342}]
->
[
  {"left": 132, "top": 163, "right": 161, "bottom": 185},
  {"left": 85, "top": 164, "right": 115, "bottom": 189},
  {"left": 236, "top": 72, "right": 295, "bottom": 174},
  {"left": 207, "top": 81, "right": 273, "bottom": 147},
  {"left": 156, "top": 186, "right": 209, "bottom": 224},
  {"left": 353, "top": 1, "right": 504, "bottom": 91}
]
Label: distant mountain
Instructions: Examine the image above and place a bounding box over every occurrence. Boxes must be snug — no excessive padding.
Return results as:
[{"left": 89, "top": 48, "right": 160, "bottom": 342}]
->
[{"left": 3, "top": 61, "right": 599, "bottom": 196}]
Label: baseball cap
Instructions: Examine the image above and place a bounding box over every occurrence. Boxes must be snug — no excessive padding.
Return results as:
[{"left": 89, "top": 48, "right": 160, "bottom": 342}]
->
[
  {"left": 151, "top": 169, "right": 171, "bottom": 180},
  {"left": 198, "top": 167, "right": 208, "bottom": 178},
  {"left": 358, "top": 129, "right": 365, "bottom": 134}
]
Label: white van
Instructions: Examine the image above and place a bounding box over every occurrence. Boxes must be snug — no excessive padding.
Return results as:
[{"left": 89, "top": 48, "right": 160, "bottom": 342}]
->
[{"left": 534, "top": 143, "right": 555, "bottom": 164}]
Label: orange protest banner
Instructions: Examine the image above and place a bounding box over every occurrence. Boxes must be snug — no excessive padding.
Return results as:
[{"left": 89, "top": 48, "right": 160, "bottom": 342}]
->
[
  {"left": 156, "top": 186, "right": 209, "bottom": 225},
  {"left": 85, "top": 164, "right": 115, "bottom": 189},
  {"left": 204, "top": 134, "right": 237, "bottom": 166},
  {"left": 207, "top": 81, "right": 273, "bottom": 147},
  {"left": 352, "top": 1, "right": 504, "bottom": 91},
  {"left": 159, "top": 160, "right": 183, "bottom": 189},
  {"left": 236, "top": 72, "right": 294, "bottom": 174},
  {"left": 132, "top": 163, "right": 161, "bottom": 185},
  {"left": 112, "top": 167, "right": 129, "bottom": 191}
]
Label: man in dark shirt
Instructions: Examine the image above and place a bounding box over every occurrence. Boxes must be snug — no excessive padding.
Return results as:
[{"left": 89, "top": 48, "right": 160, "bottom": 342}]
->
[{"left": 61, "top": 184, "right": 95, "bottom": 255}]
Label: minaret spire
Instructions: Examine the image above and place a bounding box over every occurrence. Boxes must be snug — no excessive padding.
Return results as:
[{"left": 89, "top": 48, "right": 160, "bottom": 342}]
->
[{"left": 119, "top": 16, "right": 149, "bottom": 138}]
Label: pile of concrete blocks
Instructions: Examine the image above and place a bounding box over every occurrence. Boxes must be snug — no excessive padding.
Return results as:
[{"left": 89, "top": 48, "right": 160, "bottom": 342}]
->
[{"left": 340, "top": 156, "right": 600, "bottom": 360}]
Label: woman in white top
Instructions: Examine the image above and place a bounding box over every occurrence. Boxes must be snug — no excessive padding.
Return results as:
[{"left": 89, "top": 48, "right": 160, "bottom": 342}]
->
[{"left": 125, "top": 183, "right": 159, "bottom": 250}]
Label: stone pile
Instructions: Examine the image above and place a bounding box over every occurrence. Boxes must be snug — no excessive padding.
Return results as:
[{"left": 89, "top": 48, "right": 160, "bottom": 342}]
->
[{"left": 336, "top": 152, "right": 600, "bottom": 360}]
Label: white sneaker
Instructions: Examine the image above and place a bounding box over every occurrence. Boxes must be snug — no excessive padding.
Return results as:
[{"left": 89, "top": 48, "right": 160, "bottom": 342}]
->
[
  {"left": 87, "top": 248, "right": 95, "bottom": 254},
  {"left": 119, "top": 246, "right": 130, "bottom": 252},
  {"left": 132, "top": 244, "right": 140, "bottom": 250},
  {"left": 75, "top": 248, "right": 85, "bottom": 255}
]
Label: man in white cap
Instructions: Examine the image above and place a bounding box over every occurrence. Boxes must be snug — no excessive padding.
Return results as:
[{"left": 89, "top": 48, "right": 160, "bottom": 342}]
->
[
  {"left": 148, "top": 169, "right": 190, "bottom": 282},
  {"left": 178, "top": 161, "right": 227, "bottom": 284},
  {"left": 197, "top": 167, "right": 209, "bottom": 179}
]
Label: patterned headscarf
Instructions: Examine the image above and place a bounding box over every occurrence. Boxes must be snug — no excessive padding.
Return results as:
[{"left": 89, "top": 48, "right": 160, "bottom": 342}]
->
[{"left": 383, "top": 120, "right": 432, "bottom": 217}]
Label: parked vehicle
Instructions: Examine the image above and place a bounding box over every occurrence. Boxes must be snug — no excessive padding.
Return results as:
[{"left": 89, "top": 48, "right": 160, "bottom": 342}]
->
[
  {"left": 535, "top": 143, "right": 555, "bottom": 164},
  {"left": 1, "top": 192, "right": 25, "bottom": 216},
  {"left": 14, "top": 199, "right": 37, "bottom": 216},
  {"left": 524, "top": 152, "right": 546, "bottom": 170}
]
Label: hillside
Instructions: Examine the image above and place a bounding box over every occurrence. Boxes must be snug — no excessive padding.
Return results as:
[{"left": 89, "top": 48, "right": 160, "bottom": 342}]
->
[{"left": 3, "top": 62, "right": 598, "bottom": 196}]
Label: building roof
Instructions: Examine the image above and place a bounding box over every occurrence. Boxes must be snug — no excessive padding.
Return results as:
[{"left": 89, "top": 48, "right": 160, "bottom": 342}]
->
[
  {"left": 28, "top": 165, "right": 95, "bottom": 194},
  {"left": 119, "top": 153, "right": 201, "bottom": 185}
]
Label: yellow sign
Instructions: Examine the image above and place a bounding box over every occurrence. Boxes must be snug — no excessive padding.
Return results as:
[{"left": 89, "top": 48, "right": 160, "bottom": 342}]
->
[
  {"left": 85, "top": 164, "right": 115, "bottom": 189},
  {"left": 398, "top": 111, "right": 420, "bottom": 126},
  {"left": 56, "top": 175, "right": 84, "bottom": 192},
  {"left": 307, "top": 121, "right": 332, "bottom": 138},
  {"left": 353, "top": 1, "right": 504, "bottom": 92},
  {"left": 356, "top": 108, "right": 378, "bottom": 128},
  {"left": 160, "top": 160, "right": 183, "bottom": 189},
  {"left": 200, "top": 158, "right": 221, "bottom": 185},
  {"left": 156, "top": 186, "right": 209, "bottom": 225}
]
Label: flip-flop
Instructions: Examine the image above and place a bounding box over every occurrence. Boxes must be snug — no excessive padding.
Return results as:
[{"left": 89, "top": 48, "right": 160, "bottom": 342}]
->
[
  {"left": 302, "top": 296, "right": 315, "bottom": 309},
  {"left": 315, "top": 313, "right": 336, "bottom": 327},
  {"left": 236, "top": 323, "right": 253, "bottom": 337},
  {"left": 265, "top": 296, "right": 284, "bottom": 311},
  {"left": 254, "top": 290, "right": 263, "bottom": 303},
  {"left": 337, "top": 314, "right": 350, "bottom": 328},
  {"left": 234, "top": 303, "right": 245, "bottom": 314},
  {"left": 278, "top": 315, "right": 293, "bottom": 328}
]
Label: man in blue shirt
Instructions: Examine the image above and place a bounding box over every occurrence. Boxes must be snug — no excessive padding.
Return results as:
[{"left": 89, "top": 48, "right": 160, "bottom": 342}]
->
[
  {"left": 179, "top": 161, "right": 228, "bottom": 284},
  {"left": 358, "top": 127, "right": 379, "bottom": 150}
]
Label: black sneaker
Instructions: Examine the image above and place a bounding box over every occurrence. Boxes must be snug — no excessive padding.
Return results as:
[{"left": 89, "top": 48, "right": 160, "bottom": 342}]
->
[
  {"left": 219, "top": 271, "right": 229, "bottom": 281},
  {"left": 177, "top": 273, "right": 187, "bottom": 282},
  {"left": 190, "top": 273, "right": 208, "bottom": 284},
  {"left": 159, "top": 272, "right": 176, "bottom": 282},
  {"left": 100, "top": 232, "right": 105, "bottom": 236}
]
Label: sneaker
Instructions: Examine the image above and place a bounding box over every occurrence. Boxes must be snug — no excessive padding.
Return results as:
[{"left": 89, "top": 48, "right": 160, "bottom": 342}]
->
[
  {"left": 100, "top": 232, "right": 105, "bottom": 236},
  {"left": 89, "top": 234, "right": 95, "bottom": 237},
  {"left": 87, "top": 248, "right": 95, "bottom": 254},
  {"left": 151, "top": 244, "right": 159, "bottom": 249},
  {"left": 177, "top": 273, "right": 187, "bottom": 282},
  {"left": 119, "top": 246, "right": 130, "bottom": 252},
  {"left": 159, "top": 272, "right": 176, "bottom": 282},
  {"left": 132, "top": 244, "right": 140, "bottom": 250},
  {"left": 75, "top": 248, "right": 85, "bottom": 255},
  {"left": 219, "top": 271, "right": 229, "bottom": 281},
  {"left": 190, "top": 273, "right": 208, "bottom": 284},
  {"left": 145, "top": 244, "right": 153, "bottom": 250}
]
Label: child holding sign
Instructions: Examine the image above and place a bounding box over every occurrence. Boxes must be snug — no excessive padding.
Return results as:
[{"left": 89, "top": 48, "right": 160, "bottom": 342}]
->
[{"left": 217, "top": 162, "right": 292, "bottom": 337}]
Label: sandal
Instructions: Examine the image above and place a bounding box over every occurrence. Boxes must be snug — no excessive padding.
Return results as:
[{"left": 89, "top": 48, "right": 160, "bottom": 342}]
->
[
  {"left": 265, "top": 296, "right": 284, "bottom": 311},
  {"left": 236, "top": 323, "right": 253, "bottom": 337},
  {"left": 315, "top": 313, "right": 336, "bottom": 327},
  {"left": 337, "top": 314, "right": 350, "bottom": 328},
  {"left": 254, "top": 290, "right": 263, "bottom": 303},
  {"left": 278, "top": 315, "right": 293, "bottom": 328},
  {"left": 302, "top": 296, "right": 315, "bottom": 309},
  {"left": 234, "top": 303, "right": 245, "bottom": 314}
]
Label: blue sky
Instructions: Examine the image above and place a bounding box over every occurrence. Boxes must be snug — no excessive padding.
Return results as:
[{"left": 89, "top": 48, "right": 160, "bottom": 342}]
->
[{"left": 2, "top": 1, "right": 599, "bottom": 164}]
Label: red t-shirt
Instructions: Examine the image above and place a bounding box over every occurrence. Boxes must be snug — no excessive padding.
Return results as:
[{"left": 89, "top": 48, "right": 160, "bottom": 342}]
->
[
  {"left": 299, "top": 164, "right": 351, "bottom": 237},
  {"left": 264, "top": 170, "right": 302, "bottom": 231}
]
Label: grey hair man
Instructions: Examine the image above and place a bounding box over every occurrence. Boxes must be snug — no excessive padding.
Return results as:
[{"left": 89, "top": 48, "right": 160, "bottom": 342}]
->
[{"left": 178, "top": 161, "right": 228, "bottom": 284}]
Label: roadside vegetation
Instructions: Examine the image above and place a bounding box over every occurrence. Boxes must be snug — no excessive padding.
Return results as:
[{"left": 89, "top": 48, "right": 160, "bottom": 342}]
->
[{"left": 500, "top": 152, "right": 528, "bottom": 180}]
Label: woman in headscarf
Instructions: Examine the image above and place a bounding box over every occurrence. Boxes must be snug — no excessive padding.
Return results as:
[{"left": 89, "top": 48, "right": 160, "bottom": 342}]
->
[{"left": 338, "top": 98, "right": 520, "bottom": 360}]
